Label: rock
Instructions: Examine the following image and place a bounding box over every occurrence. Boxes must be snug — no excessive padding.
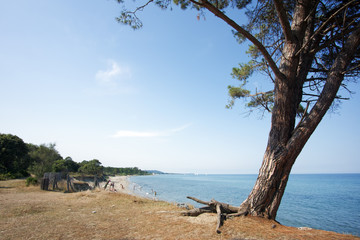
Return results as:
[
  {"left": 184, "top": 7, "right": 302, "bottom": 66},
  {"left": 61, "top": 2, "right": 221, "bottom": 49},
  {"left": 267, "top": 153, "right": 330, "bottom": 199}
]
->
[
  {"left": 298, "top": 227, "right": 312, "bottom": 231},
  {"left": 177, "top": 203, "right": 190, "bottom": 210}
]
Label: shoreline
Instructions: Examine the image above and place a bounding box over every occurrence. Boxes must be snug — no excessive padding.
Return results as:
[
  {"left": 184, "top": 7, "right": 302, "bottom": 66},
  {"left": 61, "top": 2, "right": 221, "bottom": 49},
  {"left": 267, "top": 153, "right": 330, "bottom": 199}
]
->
[
  {"left": 122, "top": 173, "right": 360, "bottom": 237},
  {"left": 103, "top": 175, "right": 133, "bottom": 195},
  {"left": 0, "top": 179, "right": 358, "bottom": 239},
  {"left": 105, "top": 175, "right": 159, "bottom": 201}
]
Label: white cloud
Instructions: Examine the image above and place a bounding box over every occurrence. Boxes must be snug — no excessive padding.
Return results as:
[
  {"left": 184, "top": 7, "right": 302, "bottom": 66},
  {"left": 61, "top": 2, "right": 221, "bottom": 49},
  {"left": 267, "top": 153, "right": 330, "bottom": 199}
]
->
[
  {"left": 95, "top": 60, "right": 131, "bottom": 84},
  {"left": 112, "top": 124, "right": 192, "bottom": 138},
  {"left": 169, "top": 123, "right": 192, "bottom": 133}
]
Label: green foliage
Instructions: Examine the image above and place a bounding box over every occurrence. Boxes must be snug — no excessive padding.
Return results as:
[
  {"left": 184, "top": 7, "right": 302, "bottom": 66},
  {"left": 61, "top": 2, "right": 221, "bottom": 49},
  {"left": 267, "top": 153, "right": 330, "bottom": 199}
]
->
[
  {"left": 1, "top": 132, "right": 153, "bottom": 179},
  {"left": 247, "top": 91, "right": 274, "bottom": 112},
  {"left": 231, "top": 61, "right": 255, "bottom": 82},
  {"left": 78, "top": 159, "right": 103, "bottom": 175},
  {"left": 229, "top": 0, "right": 359, "bottom": 113},
  {"left": 28, "top": 143, "right": 63, "bottom": 178},
  {"left": 0, "top": 172, "right": 17, "bottom": 180},
  {"left": 116, "top": 0, "right": 360, "bottom": 118},
  {"left": 52, "top": 159, "right": 67, "bottom": 172},
  {"left": 52, "top": 157, "right": 80, "bottom": 173},
  {"left": 0, "top": 133, "right": 31, "bottom": 177},
  {"left": 228, "top": 86, "right": 250, "bottom": 98},
  {"left": 25, "top": 177, "right": 38, "bottom": 186},
  {"left": 116, "top": 12, "right": 143, "bottom": 30},
  {"left": 235, "top": 0, "right": 252, "bottom": 9},
  {"left": 103, "top": 166, "right": 150, "bottom": 176},
  {"left": 63, "top": 157, "right": 80, "bottom": 172}
]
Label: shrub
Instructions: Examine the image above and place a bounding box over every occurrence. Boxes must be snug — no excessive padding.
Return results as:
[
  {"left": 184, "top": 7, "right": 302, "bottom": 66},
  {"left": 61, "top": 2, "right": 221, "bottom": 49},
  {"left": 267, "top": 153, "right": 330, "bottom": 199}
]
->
[
  {"left": 0, "top": 173, "right": 15, "bottom": 180},
  {"left": 26, "top": 177, "right": 38, "bottom": 186}
]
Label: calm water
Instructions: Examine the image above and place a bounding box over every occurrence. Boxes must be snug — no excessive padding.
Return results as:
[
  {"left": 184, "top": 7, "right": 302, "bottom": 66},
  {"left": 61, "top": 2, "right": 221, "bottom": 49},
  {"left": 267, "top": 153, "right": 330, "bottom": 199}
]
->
[{"left": 129, "top": 174, "right": 360, "bottom": 236}]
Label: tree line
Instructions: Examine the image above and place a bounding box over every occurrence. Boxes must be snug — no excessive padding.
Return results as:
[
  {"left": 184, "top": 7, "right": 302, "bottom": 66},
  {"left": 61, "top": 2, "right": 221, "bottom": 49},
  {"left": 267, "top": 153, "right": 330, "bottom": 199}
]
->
[{"left": 0, "top": 133, "right": 149, "bottom": 180}]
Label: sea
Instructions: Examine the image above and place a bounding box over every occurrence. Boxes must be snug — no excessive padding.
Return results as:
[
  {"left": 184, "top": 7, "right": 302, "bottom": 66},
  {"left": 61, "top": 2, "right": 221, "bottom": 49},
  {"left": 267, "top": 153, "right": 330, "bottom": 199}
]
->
[{"left": 129, "top": 173, "right": 360, "bottom": 237}]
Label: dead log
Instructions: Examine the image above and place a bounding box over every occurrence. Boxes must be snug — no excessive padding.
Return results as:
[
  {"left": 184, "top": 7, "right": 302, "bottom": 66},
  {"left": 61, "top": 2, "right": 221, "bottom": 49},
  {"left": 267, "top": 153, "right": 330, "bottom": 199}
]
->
[
  {"left": 181, "top": 207, "right": 213, "bottom": 216},
  {"left": 215, "top": 203, "right": 223, "bottom": 234},
  {"left": 182, "top": 196, "right": 239, "bottom": 233}
]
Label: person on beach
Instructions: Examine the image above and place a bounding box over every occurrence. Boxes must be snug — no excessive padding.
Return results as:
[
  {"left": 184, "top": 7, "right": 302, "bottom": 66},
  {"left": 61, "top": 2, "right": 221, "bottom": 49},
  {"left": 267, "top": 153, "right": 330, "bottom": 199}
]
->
[
  {"left": 110, "top": 182, "right": 115, "bottom": 191},
  {"left": 104, "top": 180, "right": 111, "bottom": 190}
]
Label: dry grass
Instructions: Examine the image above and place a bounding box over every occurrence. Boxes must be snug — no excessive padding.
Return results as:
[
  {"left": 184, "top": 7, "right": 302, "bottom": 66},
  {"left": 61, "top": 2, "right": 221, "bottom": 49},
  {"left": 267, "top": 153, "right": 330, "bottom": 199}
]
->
[{"left": 0, "top": 179, "right": 358, "bottom": 240}]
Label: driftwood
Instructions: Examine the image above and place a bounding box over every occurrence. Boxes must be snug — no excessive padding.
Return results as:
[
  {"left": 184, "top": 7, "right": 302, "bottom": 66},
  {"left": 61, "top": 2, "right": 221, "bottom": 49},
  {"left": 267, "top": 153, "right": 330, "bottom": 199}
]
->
[{"left": 182, "top": 196, "right": 239, "bottom": 233}]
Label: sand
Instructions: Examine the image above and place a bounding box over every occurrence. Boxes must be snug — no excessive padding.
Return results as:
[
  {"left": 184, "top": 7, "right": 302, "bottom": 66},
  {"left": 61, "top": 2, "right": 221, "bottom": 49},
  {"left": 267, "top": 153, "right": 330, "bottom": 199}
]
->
[{"left": 101, "top": 175, "right": 132, "bottom": 194}]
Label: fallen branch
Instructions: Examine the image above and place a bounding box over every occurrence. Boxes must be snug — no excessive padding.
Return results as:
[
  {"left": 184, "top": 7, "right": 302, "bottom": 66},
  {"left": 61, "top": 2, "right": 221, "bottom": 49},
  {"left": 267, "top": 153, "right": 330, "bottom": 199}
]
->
[{"left": 181, "top": 196, "right": 239, "bottom": 233}]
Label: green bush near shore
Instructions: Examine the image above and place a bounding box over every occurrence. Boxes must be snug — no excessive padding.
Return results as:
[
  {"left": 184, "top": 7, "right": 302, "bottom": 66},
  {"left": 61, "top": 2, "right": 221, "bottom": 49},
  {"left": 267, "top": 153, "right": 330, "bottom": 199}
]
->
[{"left": 25, "top": 177, "right": 38, "bottom": 186}]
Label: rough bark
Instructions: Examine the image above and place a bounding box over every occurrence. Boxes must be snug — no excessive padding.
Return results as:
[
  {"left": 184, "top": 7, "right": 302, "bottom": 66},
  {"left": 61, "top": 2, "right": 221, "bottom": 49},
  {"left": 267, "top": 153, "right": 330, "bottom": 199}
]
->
[{"left": 237, "top": 24, "right": 360, "bottom": 219}]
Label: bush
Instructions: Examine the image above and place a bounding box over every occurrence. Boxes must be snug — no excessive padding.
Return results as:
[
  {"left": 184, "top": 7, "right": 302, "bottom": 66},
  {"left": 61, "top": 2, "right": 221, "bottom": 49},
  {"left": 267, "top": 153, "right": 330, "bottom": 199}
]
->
[
  {"left": 0, "top": 173, "right": 13, "bottom": 181},
  {"left": 26, "top": 177, "right": 38, "bottom": 186}
]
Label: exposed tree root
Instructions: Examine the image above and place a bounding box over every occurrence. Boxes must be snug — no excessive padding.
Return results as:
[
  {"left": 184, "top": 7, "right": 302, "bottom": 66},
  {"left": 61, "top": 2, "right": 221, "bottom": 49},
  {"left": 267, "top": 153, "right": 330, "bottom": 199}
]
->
[{"left": 181, "top": 196, "right": 242, "bottom": 233}]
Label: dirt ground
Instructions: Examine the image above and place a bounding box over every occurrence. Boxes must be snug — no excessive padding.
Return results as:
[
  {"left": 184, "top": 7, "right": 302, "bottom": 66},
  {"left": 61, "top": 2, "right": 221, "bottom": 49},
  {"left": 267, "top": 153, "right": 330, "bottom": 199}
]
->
[{"left": 0, "top": 179, "right": 358, "bottom": 240}]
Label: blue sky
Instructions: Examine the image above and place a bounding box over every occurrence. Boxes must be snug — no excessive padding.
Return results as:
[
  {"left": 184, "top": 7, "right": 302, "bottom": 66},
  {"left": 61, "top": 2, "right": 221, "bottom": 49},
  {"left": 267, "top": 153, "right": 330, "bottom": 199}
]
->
[{"left": 1, "top": 0, "right": 359, "bottom": 174}]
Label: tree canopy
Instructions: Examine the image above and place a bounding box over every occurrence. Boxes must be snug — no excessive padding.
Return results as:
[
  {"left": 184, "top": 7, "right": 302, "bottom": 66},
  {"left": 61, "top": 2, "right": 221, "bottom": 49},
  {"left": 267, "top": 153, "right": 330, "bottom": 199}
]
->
[
  {"left": 0, "top": 132, "right": 151, "bottom": 180},
  {"left": 116, "top": 0, "right": 360, "bottom": 224},
  {"left": 78, "top": 159, "right": 104, "bottom": 175},
  {"left": 28, "top": 143, "right": 63, "bottom": 178},
  {"left": 52, "top": 157, "right": 80, "bottom": 173},
  {"left": 0, "top": 133, "right": 30, "bottom": 177},
  {"left": 118, "top": 0, "right": 359, "bottom": 114},
  {"left": 103, "top": 166, "right": 150, "bottom": 176}
]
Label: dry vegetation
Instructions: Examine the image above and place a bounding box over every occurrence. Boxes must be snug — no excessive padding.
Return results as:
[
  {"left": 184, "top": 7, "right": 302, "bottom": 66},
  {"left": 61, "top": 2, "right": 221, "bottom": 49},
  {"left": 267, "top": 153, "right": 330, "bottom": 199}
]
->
[{"left": 0, "top": 179, "right": 358, "bottom": 240}]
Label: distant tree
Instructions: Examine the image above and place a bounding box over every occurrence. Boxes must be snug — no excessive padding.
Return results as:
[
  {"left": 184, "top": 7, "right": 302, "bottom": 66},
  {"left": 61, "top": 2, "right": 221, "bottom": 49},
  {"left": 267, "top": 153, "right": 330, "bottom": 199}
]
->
[
  {"left": 52, "top": 157, "right": 80, "bottom": 174},
  {"left": 28, "top": 143, "right": 63, "bottom": 178},
  {"left": 78, "top": 159, "right": 103, "bottom": 175},
  {"left": 0, "top": 133, "right": 30, "bottom": 177},
  {"left": 117, "top": 0, "right": 360, "bottom": 224},
  {"left": 52, "top": 159, "right": 67, "bottom": 172},
  {"left": 63, "top": 157, "right": 80, "bottom": 172},
  {"left": 103, "top": 166, "right": 150, "bottom": 176}
]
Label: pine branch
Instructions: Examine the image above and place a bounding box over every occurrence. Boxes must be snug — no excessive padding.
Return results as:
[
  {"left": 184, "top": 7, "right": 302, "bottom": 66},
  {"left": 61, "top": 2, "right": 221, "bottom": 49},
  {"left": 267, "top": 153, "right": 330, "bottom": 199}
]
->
[
  {"left": 196, "top": 0, "right": 284, "bottom": 82},
  {"left": 296, "top": 0, "right": 357, "bottom": 56},
  {"left": 273, "top": 0, "right": 293, "bottom": 42}
]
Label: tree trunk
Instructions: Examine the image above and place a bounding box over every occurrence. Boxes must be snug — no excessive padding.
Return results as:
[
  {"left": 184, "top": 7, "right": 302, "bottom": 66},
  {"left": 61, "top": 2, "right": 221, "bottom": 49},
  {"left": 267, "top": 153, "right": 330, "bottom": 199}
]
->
[
  {"left": 180, "top": 0, "right": 360, "bottom": 233},
  {"left": 237, "top": 147, "right": 298, "bottom": 219},
  {"left": 237, "top": 24, "right": 360, "bottom": 220}
]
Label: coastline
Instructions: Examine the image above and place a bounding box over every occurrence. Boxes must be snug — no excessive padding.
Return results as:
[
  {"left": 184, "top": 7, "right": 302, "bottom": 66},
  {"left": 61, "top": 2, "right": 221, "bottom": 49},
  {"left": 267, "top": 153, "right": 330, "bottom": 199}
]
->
[
  {"left": 1, "top": 179, "right": 358, "bottom": 239},
  {"left": 104, "top": 175, "right": 157, "bottom": 199},
  {"left": 127, "top": 173, "right": 360, "bottom": 237}
]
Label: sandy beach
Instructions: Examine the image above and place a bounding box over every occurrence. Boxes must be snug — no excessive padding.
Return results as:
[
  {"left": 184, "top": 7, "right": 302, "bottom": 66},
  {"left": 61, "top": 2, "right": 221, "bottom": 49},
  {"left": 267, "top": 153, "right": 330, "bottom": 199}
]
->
[
  {"left": 0, "top": 179, "right": 358, "bottom": 240},
  {"left": 101, "top": 175, "right": 133, "bottom": 195}
]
